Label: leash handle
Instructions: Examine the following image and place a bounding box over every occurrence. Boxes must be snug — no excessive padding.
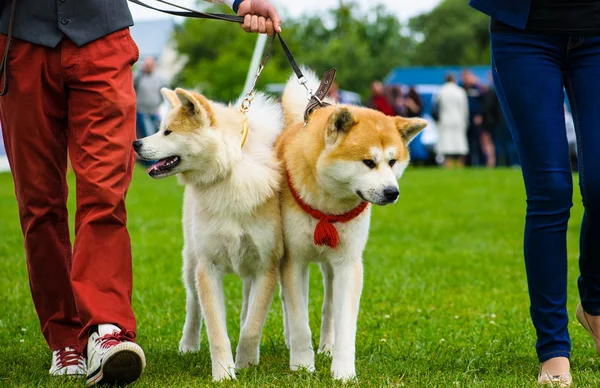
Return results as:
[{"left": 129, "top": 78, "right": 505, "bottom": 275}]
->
[{"left": 0, "top": 0, "right": 17, "bottom": 96}]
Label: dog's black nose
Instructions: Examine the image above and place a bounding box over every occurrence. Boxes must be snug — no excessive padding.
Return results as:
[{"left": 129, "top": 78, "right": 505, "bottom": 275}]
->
[
  {"left": 132, "top": 140, "right": 142, "bottom": 152},
  {"left": 383, "top": 186, "right": 399, "bottom": 201}
]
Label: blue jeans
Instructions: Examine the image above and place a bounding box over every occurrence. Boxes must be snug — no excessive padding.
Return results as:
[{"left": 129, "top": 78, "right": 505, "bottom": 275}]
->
[{"left": 492, "top": 32, "right": 600, "bottom": 362}]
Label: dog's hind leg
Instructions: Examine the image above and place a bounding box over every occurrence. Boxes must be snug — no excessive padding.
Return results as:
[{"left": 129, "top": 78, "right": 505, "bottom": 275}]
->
[
  {"left": 240, "top": 277, "right": 252, "bottom": 328},
  {"left": 330, "top": 260, "right": 363, "bottom": 381},
  {"left": 179, "top": 246, "right": 202, "bottom": 353},
  {"left": 197, "top": 262, "right": 236, "bottom": 381},
  {"left": 318, "top": 262, "right": 334, "bottom": 355},
  {"left": 235, "top": 264, "right": 278, "bottom": 369},
  {"left": 280, "top": 254, "right": 315, "bottom": 372}
]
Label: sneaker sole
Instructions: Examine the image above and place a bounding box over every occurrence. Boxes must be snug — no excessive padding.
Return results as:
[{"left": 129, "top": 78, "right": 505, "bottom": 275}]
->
[{"left": 87, "top": 343, "right": 145, "bottom": 386}]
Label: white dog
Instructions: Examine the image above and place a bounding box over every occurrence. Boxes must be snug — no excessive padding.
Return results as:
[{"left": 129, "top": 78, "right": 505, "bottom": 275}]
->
[{"left": 133, "top": 87, "right": 283, "bottom": 381}]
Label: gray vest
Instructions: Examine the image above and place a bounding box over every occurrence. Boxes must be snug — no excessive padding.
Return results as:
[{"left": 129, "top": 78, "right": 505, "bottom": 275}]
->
[{"left": 0, "top": 0, "right": 134, "bottom": 48}]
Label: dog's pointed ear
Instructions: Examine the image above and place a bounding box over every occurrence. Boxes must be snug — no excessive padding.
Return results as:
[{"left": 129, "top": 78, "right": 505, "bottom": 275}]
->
[
  {"left": 325, "top": 107, "right": 357, "bottom": 147},
  {"left": 161, "top": 88, "right": 180, "bottom": 108},
  {"left": 395, "top": 117, "right": 428, "bottom": 144},
  {"left": 174, "top": 88, "right": 213, "bottom": 126}
]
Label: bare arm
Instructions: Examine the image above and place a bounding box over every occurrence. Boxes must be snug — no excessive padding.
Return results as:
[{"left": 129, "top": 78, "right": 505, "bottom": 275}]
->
[{"left": 203, "top": 0, "right": 281, "bottom": 36}]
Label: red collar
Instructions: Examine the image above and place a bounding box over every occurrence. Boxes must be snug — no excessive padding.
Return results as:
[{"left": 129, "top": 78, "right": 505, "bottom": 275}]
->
[{"left": 286, "top": 170, "right": 369, "bottom": 249}]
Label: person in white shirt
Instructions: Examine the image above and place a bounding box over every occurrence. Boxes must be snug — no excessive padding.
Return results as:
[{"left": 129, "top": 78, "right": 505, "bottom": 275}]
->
[{"left": 434, "top": 73, "right": 470, "bottom": 168}]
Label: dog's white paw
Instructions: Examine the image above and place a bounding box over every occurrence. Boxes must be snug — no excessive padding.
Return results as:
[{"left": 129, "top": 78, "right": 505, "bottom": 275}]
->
[
  {"left": 212, "top": 363, "right": 236, "bottom": 381},
  {"left": 235, "top": 339, "right": 260, "bottom": 369},
  {"left": 317, "top": 340, "right": 334, "bottom": 356},
  {"left": 179, "top": 340, "right": 200, "bottom": 353},
  {"left": 290, "top": 348, "right": 315, "bottom": 372},
  {"left": 331, "top": 360, "right": 356, "bottom": 381}
]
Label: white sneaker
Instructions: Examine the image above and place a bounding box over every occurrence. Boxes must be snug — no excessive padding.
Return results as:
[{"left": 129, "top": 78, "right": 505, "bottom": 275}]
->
[
  {"left": 49, "top": 347, "right": 86, "bottom": 376},
  {"left": 86, "top": 324, "right": 146, "bottom": 386}
]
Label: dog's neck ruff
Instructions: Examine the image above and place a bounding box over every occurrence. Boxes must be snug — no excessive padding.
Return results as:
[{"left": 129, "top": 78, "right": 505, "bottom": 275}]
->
[{"left": 286, "top": 170, "right": 369, "bottom": 249}]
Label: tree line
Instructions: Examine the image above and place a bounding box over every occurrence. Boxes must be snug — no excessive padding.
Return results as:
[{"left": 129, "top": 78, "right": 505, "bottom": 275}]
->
[{"left": 173, "top": 0, "right": 490, "bottom": 102}]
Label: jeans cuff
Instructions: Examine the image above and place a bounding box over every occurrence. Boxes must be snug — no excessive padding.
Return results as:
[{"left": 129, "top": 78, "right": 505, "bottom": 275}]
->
[{"left": 538, "top": 350, "right": 570, "bottom": 363}]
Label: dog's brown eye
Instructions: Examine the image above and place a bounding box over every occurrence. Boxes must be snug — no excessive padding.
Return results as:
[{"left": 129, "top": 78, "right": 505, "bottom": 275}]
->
[
  {"left": 164, "top": 129, "right": 172, "bottom": 136},
  {"left": 389, "top": 159, "right": 396, "bottom": 167},
  {"left": 363, "top": 160, "right": 376, "bottom": 169}
]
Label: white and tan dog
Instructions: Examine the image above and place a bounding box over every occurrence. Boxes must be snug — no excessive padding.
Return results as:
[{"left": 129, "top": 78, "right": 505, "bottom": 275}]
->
[
  {"left": 275, "top": 72, "right": 427, "bottom": 381},
  {"left": 133, "top": 88, "right": 283, "bottom": 381}
]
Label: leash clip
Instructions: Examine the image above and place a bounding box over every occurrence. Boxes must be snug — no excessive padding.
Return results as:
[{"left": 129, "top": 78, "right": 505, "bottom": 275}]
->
[
  {"left": 240, "top": 91, "right": 254, "bottom": 114},
  {"left": 298, "top": 76, "right": 323, "bottom": 104}
]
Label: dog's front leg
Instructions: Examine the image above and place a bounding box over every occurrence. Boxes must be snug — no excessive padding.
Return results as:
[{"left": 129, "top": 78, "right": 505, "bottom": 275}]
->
[
  {"left": 180, "top": 246, "right": 202, "bottom": 353},
  {"left": 318, "top": 262, "right": 335, "bottom": 355},
  {"left": 280, "top": 254, "right": 315, "bottom": 372},
  {"left": 235, "top": 264, "right": 278, "bottom": 369},
  {"left": 331, "top": 260, "right": 363, "bottom": 381},
  {"left": 196, "top": 262, "right": 236, "bottom": 381}
]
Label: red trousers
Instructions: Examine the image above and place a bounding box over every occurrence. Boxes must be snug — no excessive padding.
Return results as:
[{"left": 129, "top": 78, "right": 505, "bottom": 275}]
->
[{"left": 0, "top": 29, "right": 139, "bottom": 351}]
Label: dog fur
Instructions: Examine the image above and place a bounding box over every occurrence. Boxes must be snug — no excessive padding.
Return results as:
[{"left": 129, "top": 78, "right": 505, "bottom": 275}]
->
[
  {"left": 133, "top": 88, "right": 283, "bottom": 381},
  {"left": 275, "top": 70, "right": 427, "bottom": 381}
]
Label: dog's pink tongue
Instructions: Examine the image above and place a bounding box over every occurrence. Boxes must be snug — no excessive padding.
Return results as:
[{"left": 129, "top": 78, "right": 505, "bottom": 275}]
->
[{"left": 147, "top": 159, "right": 167, "bottom": 174}]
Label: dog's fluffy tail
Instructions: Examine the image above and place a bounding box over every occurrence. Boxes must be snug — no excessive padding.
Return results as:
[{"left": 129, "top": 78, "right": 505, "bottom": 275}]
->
[{"left": 281, "top": 67, "right": 334, "bottom": 127}]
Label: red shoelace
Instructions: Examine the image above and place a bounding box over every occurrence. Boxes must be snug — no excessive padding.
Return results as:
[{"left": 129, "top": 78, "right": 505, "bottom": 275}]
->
[
  {"left": 96, "top": 330, "right": 134, "bottom": 349},
  {"left": 56, "top": 348, "right": 82, "bottom": 368}
]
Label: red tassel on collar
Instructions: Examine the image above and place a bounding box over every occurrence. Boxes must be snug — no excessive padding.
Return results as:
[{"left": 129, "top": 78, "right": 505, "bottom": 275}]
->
[{"left": 286, "top": 170, "right": 369, "bottom": 249}]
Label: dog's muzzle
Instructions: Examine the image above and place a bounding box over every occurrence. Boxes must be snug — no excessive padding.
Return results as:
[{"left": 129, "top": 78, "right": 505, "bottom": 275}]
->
[{"left": 132, "top": 140, "right": 143, "bottom": 152}]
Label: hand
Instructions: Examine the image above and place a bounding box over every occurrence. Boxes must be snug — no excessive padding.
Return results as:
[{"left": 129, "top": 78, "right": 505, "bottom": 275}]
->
[
  {"left": 237, "top": 0, "right": 282, "bottom": 37},
  {"left": 473, "top": 115, "right": 483, "bottom": 126}
]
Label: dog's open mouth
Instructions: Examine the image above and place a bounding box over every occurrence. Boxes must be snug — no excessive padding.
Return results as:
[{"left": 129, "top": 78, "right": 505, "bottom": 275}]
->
[{"left": 147, "top": 156, "right": 181, "bottom": 177}]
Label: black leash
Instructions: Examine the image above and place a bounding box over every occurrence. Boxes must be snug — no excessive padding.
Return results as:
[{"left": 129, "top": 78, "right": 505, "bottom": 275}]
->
[
  {"left": 129, "top": 0, "right": 335, "bottom": 121},
  {"left": 128, "top": 0, "right": 307, "bottom": 83},
  {"left": 0, "top": 0, "right": 335, "bottom": 119},
  {"left": 128, "top": 0, "right": 244, "bottom": 23}
]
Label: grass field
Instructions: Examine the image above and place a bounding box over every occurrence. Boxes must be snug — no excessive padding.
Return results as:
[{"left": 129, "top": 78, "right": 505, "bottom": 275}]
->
[{"left": 0, "top": 167, "right": 596, "bottom": 387}]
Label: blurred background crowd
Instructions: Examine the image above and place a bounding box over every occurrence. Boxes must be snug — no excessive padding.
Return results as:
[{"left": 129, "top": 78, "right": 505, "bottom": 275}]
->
[{"left": 0, "top": 0, "right": 578, "bottom": 172}]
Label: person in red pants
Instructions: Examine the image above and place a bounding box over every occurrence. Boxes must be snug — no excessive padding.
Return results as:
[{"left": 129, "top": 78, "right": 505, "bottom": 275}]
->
[{"left": 0, "top": 0, "right": 280, "bottom": 385}]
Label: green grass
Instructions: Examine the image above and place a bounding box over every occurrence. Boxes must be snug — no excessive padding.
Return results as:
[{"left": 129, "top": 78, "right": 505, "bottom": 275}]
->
[{"left": 0, "top": 167, "right": 596, "bottom": 387}]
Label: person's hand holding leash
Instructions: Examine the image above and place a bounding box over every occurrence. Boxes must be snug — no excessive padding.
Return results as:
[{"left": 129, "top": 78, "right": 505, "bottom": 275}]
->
[{"left": 236, "top": 0, "right": 281, "bottom": 36}]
